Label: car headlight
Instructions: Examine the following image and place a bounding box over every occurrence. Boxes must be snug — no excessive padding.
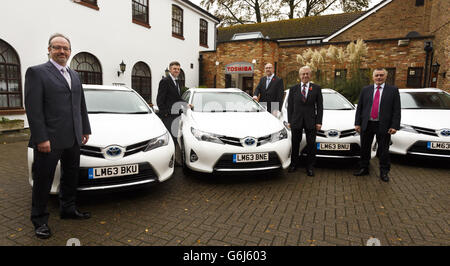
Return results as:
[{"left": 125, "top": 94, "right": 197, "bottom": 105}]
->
[
  {"left": 271, "top": 128, "right": 288, "bottom": 143},
  {"left": 191, "top": 127, "right": 224, "bottom": 144},
  {"left": 400, "top": 124, "right": 418, "bottom": 134},
  {"left": 144, "top": 131, "right": 170, "bottom": 152}
]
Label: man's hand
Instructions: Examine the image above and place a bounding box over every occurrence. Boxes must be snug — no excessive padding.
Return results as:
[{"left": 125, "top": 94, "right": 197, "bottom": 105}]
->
[
  {"left": 355, "top": 125, "right": 361, "bottom": 133},
  {"left": 82, "top": 134, "right": 90, "bottom": 145},
  {"left": 252, "top": 96, "right": 258, "bottom": 102},
  {"left": 37, "top": 140, "right": 51, "bottom": 153},
  {"left": 388, "top": 128, "right": 397, "bottom": 135},
  {"left": 316, "top": 124, "right": 322, "bottom": 131}
]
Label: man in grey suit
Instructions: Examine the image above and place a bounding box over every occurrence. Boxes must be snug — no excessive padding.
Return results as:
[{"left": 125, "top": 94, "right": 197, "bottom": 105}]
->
[
  {"left": 354, "top": 68, "right": 401, "bottom": 182},
  {"left": 252, "top": 63, "right": 284, "bottom": 115},
  {"left": 25, "top": 34, "right": 91, "bottom": 239}
]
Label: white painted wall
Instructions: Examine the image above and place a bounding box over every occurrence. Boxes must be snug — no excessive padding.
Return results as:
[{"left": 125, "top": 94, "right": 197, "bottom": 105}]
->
[{"left": 0, "top": 0, "right": 218, "bottom": 126}]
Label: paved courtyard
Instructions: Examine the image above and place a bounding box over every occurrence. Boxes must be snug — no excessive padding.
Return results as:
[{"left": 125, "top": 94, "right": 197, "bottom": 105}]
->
[{"left": 0, "top": 140, "right": 449, "bottom": 246}]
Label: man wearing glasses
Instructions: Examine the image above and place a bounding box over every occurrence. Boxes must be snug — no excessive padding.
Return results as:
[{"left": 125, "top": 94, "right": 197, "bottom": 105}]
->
[{"left": 25, "top": 33, "right": 91, "bottom": 239}]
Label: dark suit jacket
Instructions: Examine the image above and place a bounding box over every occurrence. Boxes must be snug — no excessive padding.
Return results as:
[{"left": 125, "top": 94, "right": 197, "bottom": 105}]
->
[
  {"left": 287, "top": 83, "right": 323, "bottom": 129},
  {"left": 156, "top": 76, "right": 183, "bottom": 117},
  {"left": 253, "top": 75, "right": 284, "bottom": 112},
  {"left": 355, "top": 84, "right": 401, "bottom": 133},
  {"left": 25, "top": 61, "right": 91, "bottom": 149}
]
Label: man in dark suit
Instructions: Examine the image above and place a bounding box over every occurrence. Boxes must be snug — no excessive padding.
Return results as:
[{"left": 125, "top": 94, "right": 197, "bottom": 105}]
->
[
  {"left": 287, "top": 66, "right": 323, "bottom": 176},
  {"left": 252, "top": 63, "right": 284, "bottom": 115},
  {"left": 157, "top": 61, "right": 184, "bottom": 137},
  {"left": 354, "top": 68, "right": 401, "bottom": 182},
  {"left": 25, "top": 33, "right": 91, "bottom": 239}
]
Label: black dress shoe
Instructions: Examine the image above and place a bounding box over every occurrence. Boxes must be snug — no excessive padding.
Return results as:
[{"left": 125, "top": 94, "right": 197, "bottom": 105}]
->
[
  {"left": 35, "top": 224, "right": 51, "bottom": 239},
  {"left": 288, "top": 165, "right": 297, "bottom": 173},
  {"left": 353, "top": 168, "right": 369, "bottom": 176},
  {"left": 306, "top": 169, "right": 314, "bottom": 176},
  {"left": 380, "top": 173, "right": 390, "bottom": 182},
  {"left": 60, "top": 210, "right": 91, "bottom": 220}
]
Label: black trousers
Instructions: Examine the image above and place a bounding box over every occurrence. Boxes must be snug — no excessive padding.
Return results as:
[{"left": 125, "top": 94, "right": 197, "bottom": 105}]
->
[
  {"left": 291, "top": 127, "right": 317, "bottom": 169},
  {"left": 359, "top": 121, "right": 391, "bottom": 173},
  {"left": 31, "top": 141, "right": 80, "bottom": 227}
]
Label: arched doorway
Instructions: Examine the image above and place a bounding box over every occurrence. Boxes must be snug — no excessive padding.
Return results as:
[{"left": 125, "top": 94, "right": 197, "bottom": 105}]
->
[
  {"left": 132, "top": 61, "right": 152, "bottom": 103},
  {"left": 0, "top": 39, "right": 22, "bottom": 109},
  {"left": 70, "top": 52, "right": 102, "bottom": 85}
]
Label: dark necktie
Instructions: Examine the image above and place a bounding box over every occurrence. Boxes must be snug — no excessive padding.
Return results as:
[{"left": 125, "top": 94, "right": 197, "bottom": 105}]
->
[
  {"left": 371, "top": 85, "right": 381, "bottom": 119},
  {"left": 301, "top": 84, "right": 307, "bottom": 102},
  {"left": 175, "top": 79, "right": 180, "bottom": 95}
]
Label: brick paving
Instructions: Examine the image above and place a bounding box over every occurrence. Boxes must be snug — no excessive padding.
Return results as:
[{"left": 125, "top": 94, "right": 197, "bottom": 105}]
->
[{"left": 0, "top": 140, "right": 449, "bottom": 246}]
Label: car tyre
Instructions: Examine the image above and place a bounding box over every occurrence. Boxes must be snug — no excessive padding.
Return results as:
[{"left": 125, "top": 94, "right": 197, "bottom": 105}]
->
[{"left": 180, "top": 138, "right": 193, "bottom": 176}]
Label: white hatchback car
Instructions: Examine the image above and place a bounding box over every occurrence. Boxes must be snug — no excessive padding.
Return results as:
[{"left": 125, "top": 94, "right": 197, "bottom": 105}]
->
[
  {"left": 177, "top": 88, "right": 291, "bottom": 173},
  {"left": 280, "top": 88, "right": 376, "bottom": 159},
  {"left": 390, "top": 88, "right": 450, "bottom": 158},
  {"left": 28, "top": 85, "right": 175, "bottom": 194}
]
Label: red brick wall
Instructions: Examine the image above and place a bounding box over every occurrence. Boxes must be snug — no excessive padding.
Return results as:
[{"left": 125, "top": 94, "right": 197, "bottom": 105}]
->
[{"left": 331, "top": 0, "right": 433, "bottom": 42}]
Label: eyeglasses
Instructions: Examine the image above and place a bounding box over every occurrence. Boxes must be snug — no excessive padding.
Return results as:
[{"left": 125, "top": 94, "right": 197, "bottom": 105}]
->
[{"left": 50, "top": 45, "right": 71, "bottom": 51}]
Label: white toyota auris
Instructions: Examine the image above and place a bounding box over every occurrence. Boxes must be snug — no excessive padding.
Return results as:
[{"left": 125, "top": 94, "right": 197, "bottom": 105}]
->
[
  {"left": 390, "top": 88, "right": 450, "bottom": 158},
  {"left": 28, "top": 85, "right": 175, "bottom": 194},
  {"left": 280, "top": 88, "right": 376, "bottom": 159},
  {"left": 177, "top": 88, "right": 291, "bottom": 173}
]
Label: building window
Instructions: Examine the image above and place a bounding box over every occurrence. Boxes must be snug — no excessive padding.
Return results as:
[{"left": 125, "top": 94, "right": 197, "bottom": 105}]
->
[
  {"left": 407, "top": 67, "right": 423, "bottom": 88},
  {"left": 132, "top": 0, "right": 149, "bottom": 26},
  {"left": 306, "top": 39, "right": 321, "bottom": 45},
  {"left": 334, "top": 69, "right": 347, "bottom": 87},
  {"left": 132, "top": 62, "right": 152, "bottom": 103},
  {"left": 416, "top": 0, "right": 424, "bottom": 6},
  {"left": 172, "top": 5, "right": 184, "bottom": 38},
  {"left": 386, "top": 68, "right": 396, "bottom": 86},
  {"left": 70, "top": 52, "right": 102, "bottom": 85},
  {"left": 0, "top": 39, "right": 22, "bottom": 109},
  {"left": 200, "top": 19, "right": 208, "bottom": 47},
  {"left": 75, "top": 0, "right": 99, "bottom": 10}
]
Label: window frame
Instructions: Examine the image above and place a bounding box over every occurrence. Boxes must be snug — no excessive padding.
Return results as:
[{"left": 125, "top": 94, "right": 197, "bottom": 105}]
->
[
  {"left": 199, "top": 19, "right": 208, "bottom": 47},
  {"left": 132, "top": 0, "right": 150, "bottom": 28},
  {"left": 70, "top": 52, "right": 103, "bottom": 85},
  {"left": 132, "top": 61, "right": 152, "bottom": 103},
  {"left": 75, "top": 0, "right": 99, "bottom": 11},
  {"left": 0, "top": 40, "right": 23, "bottom": 111},
  {"left": 172, "top": 5, "right": 184, "bottom": 39}
]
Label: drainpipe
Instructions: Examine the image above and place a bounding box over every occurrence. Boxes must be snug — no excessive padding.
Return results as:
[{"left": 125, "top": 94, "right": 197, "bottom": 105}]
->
[{"left": 423, "top": 41, "right": 433, "bottom": 87}]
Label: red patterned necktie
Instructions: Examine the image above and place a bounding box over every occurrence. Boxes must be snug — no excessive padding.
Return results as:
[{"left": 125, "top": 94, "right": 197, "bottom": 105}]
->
[
  {"left": 371, "top": 85, "right": 381, "bottom": 119},
  {"left": 301, "top": 84, "right": 307, "bottom": 102}
]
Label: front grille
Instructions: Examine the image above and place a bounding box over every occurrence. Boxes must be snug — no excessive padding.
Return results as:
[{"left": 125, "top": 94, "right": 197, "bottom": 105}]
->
[
  {"left": 340, "top": 129, "right": 357, "bottom": 138},
  {"left": 77, "top": 163, "right": 158, "bottom": 188},
  {"left": 218, "top": 135, "right": 275, "bottom": 147},
  {"left": 213, "top": 152, "right": 281, "bottom": 170},
  {"left": 80, "top": 145, "right": 103, "bottom": 158},
  {"left": 317, "top": 129, "right": 357, "bottom": 138},
  {"left": 80, "top": 139, "right": 150, "bottom": 159},
  {"left": 411, "top": 126, "right": 438, "bottom": 137},
  {"left": 407, "top": 141, "right": 450, "bottom": 156}
]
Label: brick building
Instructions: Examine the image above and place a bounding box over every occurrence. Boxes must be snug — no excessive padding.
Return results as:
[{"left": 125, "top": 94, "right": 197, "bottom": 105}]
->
[{"left": 199, "top": 0, "right": 449, "bottom": 95}]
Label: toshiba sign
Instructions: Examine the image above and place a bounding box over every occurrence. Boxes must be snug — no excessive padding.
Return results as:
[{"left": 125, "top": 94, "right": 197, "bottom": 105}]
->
[{"left": 225, "top": 62, "right": 254, "bottom": 74}]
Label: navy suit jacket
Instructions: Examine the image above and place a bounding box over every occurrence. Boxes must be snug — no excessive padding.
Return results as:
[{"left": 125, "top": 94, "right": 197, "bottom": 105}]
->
[
  {"left": 253, "top": 75, "right": 284, "bottom": 112},
  {"left": 355, "top": 84, "right": 401, "bottom": 133},
  {"left": 156, "top": 76, "right": 183, "bottom": 117},
  {"left": 25, "top": 61, "right": 91, "bottom": 149},
  {"left": 287, "top": 83, "right": 323, "bottom": 129}
]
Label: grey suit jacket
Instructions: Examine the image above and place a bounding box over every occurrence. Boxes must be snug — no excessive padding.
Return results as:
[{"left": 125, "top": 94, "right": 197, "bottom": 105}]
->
[
  {"left": 355, "top": 84, "right": 401, "bottom": 133},
  {"left": 25, "top": 61, "right": 91, "bottom": 149}
]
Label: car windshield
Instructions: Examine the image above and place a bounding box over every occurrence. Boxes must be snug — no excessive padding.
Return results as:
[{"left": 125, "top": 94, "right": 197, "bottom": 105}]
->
[
  {"left": 191, "top": 91, "right": 263, "bottom": 112},
  {"left": 400, "top": 91, "right": 450, "bottom": 109},
  {"left": 85, "top": 90, "right": 151, "bottom": 114},
  {"left": 323, "top": 92, "right": 355, "bottom": 110}
]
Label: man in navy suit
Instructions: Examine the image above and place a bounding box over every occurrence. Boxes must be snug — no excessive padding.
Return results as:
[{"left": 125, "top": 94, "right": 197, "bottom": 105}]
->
[
  {"left": 25, "top": 33, "right": 91, "bottom": 239},
  {"left": 252, "top": 63, "right": 284, "bottom": 115},
  {"left": 287, "top": 66, "right": 323, "bottom": 176},
  {"left": 354, "top": 68, "right": 401, "bottom": 182},
  {"left": 157, "top": 61, "right": 184, "bottom": 137}
]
